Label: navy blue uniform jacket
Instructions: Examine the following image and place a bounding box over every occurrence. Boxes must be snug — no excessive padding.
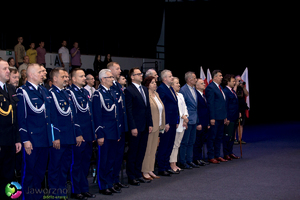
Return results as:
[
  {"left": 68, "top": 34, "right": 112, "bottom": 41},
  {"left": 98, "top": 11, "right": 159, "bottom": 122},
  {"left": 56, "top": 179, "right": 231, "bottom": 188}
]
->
[
  {"left": 17, "top": 82, "right": 59, "bottom": 147},
  {"left": 66, "top": 84, "right": 95, "bottom": 142},
  {"left": 93, "top": 85, "right": 122, "bottom": 140}
]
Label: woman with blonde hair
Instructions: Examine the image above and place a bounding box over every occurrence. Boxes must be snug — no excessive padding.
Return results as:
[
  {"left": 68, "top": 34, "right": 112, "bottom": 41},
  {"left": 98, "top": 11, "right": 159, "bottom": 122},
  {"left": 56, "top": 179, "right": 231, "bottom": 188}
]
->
[{"left": 169, "top": 77, "right": 189, "bottom": 172}]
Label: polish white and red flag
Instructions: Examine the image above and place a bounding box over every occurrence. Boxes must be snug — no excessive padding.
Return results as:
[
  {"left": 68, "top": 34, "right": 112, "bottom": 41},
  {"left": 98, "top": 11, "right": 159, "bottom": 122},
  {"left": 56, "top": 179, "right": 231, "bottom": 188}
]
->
[
  {"left": 241, "top": 67, "right": 250, "bottom": 118},
  {"left": 207, "top": 68, "right": 212, "bottom": 84},
  {"left": 200, "top": 66, "right": 208, "bottom": 87}
]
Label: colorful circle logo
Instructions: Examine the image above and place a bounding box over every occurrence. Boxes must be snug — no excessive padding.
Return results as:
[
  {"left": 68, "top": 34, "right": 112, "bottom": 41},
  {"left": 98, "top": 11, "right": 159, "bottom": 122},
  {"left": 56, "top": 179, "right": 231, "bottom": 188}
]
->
[{"left": 5, "top": 182, "right": 22, "bottom": 199}]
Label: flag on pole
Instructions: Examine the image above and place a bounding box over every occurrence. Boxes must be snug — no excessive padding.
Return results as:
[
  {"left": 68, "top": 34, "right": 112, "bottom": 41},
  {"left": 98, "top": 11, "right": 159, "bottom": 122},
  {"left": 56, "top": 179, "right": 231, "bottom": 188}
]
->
[
  {"left": 200, "top": 66, "right": 208, "bottom": 86},
  {"left": 207, "top": 68, "right": 212, "bottom": 84},
  {"left": 241, "top": 67, "right": 250, "bottom": 118}
]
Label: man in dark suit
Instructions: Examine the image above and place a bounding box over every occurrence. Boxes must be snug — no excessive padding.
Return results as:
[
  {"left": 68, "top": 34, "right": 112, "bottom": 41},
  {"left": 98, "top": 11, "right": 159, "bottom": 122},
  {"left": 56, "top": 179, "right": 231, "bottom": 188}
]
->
[
  {"left": 48, "top": 67, "right": 83, "bottom": 198},
  {"left": 17, "top": 64, "right": 60, "bottom": 200},
  {"left": 222, "top": 74, "right": 241, "bottom": 160},
  {"left": 107, "top": 62, "right": 129, "bottom": 190},
  {"left": 67, "top": 68, "right": 96, "bottom": 199},
  {"left": 156, "top": 69, "right": 179, "bottom": 175},
  {"left": 205, "top": 70, "right": 228, "bottom": 164},
  {"left": 125, "top": 67, "right": 153, "bottom": 185},
  {"left": 0, "top": 60, "right": 21, "bottom": 200},
  {"left": 193, "top": 78, "right": 210, "bottom": 166},
  {"left": 93, "top": 69, "right": 122, "bottom": 195}
]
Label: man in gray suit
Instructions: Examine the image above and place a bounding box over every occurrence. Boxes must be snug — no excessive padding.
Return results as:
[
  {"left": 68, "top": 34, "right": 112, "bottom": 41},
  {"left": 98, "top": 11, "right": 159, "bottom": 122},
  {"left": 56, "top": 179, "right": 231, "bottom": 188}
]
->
[{"left": 179, "top": 71, "right": 201, "bottom": 169}]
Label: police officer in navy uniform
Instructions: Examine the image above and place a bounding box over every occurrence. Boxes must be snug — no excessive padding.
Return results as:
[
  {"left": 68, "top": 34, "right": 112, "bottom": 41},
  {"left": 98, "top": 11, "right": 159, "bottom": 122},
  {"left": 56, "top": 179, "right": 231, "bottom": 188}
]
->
[
  {"left": 92, "top": 69, "right": 122, "bottom": 195},
  {"left": 48, "top": 67, "right": 84, "bottom": 199},
  {"left": 67, "top": 68, "right": 96, "bottom": 199},
  {"left": 107, "top": 62, "right": 129, "bottom": 190},
  {"left": 17, "top": 63, "right": 59, "bottom": 200},
  {"left": 0, "top": 60, "right": 21, "bottom": 200}
]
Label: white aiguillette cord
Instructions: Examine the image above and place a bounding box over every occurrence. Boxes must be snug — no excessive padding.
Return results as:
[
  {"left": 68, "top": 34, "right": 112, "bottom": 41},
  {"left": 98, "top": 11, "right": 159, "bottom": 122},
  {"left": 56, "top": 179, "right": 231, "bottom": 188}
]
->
[
  {"left": 50, "top": 91, "right": 71, "bottom": 116},
  {"left": 94, "top": 90, "right": 116, "bottom": 117},
  {"left": 18, "top": 88, "right": 45, "bottom": 118},
  {"left": 68, "top": 89, "right": 89, "bottom": 113}
]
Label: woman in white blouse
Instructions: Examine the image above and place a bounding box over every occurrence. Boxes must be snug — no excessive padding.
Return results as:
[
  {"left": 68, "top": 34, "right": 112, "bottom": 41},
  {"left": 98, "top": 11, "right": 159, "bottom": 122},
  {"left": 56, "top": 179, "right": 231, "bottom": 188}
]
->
[
  {"left": 169, "top": 77, "right": 189, "bottom": 172},
  {"left": 141, "top": 76, "right": 165, "bottom": 180}
]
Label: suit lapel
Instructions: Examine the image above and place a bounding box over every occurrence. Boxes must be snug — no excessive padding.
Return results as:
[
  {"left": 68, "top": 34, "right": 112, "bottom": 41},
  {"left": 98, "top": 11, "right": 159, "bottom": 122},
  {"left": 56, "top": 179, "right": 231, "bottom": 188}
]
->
[
  {"left": 184, "top": 84, "right": 196, "bottom": 106},
  {"left": 130, "top": 84, "right": 146, "bottom": 105},
  {"left": 0, "top": 87, "right": 9, "bottom": 100},
  {"left": 162, "top": 83, "right": 177, "bottom": 103}
]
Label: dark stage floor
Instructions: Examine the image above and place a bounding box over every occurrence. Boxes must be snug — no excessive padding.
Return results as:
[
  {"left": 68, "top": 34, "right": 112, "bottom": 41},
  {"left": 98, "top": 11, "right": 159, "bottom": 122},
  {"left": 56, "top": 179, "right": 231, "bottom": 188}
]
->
[{"left": 73, "top": 122, "right": 300, "bottom": 200}]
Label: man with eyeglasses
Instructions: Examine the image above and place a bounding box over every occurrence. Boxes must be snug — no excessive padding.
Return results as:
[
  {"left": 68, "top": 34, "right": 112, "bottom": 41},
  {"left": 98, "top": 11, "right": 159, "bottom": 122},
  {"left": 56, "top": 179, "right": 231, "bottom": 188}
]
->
[
  {"left": 125, "top": 67, "right": 153, "bottom": 186},
  {"left": 93, "top": 69, "right": 122, "bottom": 195}
]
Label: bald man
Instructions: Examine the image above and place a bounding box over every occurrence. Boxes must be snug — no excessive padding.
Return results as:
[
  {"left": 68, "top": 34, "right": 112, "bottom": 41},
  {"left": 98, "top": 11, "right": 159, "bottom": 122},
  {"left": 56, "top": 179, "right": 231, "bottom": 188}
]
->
[
  {"left": 84, "top": 74, "right": 95, "bottom": 97},
  {"left": 17, "top": 63, "right": 60, "bottom": 200}
]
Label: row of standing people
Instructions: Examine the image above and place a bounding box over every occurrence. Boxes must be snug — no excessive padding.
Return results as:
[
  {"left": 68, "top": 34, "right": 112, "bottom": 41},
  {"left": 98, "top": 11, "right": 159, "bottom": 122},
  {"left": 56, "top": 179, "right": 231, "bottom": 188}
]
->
[{"left": 0, "top": 58, "right": 246, "bottom": 199}]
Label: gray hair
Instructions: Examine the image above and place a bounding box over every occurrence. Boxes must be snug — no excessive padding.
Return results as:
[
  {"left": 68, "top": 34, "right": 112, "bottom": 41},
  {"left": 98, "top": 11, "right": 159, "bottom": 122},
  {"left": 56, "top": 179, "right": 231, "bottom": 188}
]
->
[
  {"left": 185, "top": 71, "right": 195, "bottom": 82},
  {"left": 160, "top": 69, "right": 172, "bottom": 80},
  {"left": 145, "top": 69, "right": 156, "bottom": 77},
  {"left": 98, "top": 69, "right": 111, "bottom": 82}
]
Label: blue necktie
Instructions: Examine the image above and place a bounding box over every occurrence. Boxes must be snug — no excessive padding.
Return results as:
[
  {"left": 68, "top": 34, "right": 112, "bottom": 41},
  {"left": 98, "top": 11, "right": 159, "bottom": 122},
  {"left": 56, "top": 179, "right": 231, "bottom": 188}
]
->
[{"left": 139, "top": 86, "right": 146, "bottom": 105}]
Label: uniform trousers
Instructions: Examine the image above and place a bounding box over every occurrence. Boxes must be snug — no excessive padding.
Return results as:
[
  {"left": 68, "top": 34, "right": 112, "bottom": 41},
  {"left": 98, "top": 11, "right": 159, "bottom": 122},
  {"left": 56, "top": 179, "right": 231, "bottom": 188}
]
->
[
  {"left": 48, "top": 144, "right": 73, "bottom": 197},
  {"left": 71, "top": 141, "right": 93, "bottom": 194},
  {"left": 21, "top": 147, "right": 49, "bottom": 200},
  {"left": 0, "top": 145, "right": 16, "bottom": 200},
  {"left": 97, "top": 139, "right": 118, "bottom": 190}
]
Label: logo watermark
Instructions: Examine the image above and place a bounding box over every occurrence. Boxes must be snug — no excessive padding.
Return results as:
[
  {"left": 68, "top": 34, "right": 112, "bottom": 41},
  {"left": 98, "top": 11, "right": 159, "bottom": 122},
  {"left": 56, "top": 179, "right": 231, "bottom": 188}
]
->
[{"left": 5, "top": 182, "right": 22, "bottom": 199}]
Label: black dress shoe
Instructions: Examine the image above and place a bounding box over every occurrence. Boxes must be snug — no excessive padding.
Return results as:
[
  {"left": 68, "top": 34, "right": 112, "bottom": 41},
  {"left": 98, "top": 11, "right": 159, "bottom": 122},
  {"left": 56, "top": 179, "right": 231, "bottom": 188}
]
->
[
  {"left": 188, "top": 162, "right": 200, "bottom": 168},
  {"left": 138, "top": 177, "right": 151, "bottom": 183},
  {"left": 200, "top": 160, "right": 210, "bottom": 165},
  {"left": 71, "top": 193, "right": 87, "bottom": 199},
  {"left": 158, "top": 171, "right": 171, "bottom": 176},
  {"left": 99, "top": 189, "right": 113, "bottom": 195},
  {"left": 109, "top": 187, "right": 121, "bottom": 193},
  {"left": 113, "top": 184, "right": 122, "bottom": 192},
  {"left": 128, "top": 179, "right": 140, "bottom": 186},
  {"left": 180, "top": 163, "right": 192, "bottom": 169},
  {"left": 194, "top": 160, "right": 206, "bottom": 166},
  {"left": 115, "top": 182, "right": 129, "bottom": 188},
  {"left": 81, "top": 192, "right": 96, "bottom": 198},
  {"left": 167, "top": 169, "right": 180, "bottom": 174}
]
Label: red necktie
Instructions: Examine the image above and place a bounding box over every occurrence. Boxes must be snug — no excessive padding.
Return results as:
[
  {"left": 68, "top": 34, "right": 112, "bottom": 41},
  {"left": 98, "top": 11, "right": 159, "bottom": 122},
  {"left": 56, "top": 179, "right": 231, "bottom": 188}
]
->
[{"left": 219, "top": 85, "right": 222, "bottom": 93}]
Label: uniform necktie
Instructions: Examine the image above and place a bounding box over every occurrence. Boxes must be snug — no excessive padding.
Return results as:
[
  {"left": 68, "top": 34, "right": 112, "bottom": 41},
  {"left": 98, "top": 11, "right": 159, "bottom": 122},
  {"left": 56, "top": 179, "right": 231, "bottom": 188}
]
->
[
  {"left": 139, "top": 86, "right": 147, "bottom": 105},
  {"left": 3, "top": 84, "right": 7, "bottom": 93}
]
